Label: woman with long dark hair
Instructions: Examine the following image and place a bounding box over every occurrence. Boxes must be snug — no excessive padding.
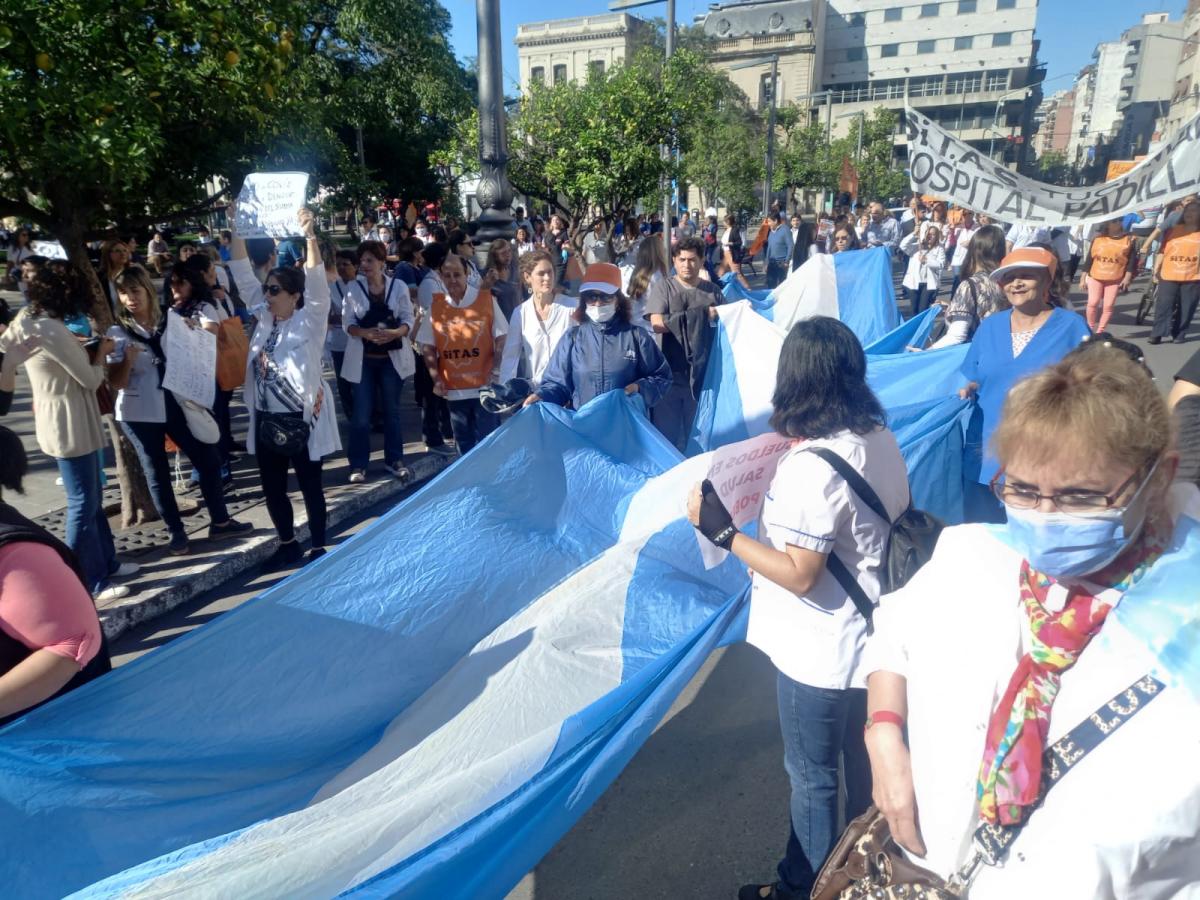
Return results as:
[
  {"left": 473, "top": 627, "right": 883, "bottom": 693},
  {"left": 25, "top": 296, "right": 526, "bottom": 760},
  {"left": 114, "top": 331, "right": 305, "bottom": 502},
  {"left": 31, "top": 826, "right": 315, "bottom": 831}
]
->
[
  {"left": 688, "top": 317, "right": 911, "bottom": 900},
  {"left": 927, "top": 223, "right": 1009, "bottom": 348}
]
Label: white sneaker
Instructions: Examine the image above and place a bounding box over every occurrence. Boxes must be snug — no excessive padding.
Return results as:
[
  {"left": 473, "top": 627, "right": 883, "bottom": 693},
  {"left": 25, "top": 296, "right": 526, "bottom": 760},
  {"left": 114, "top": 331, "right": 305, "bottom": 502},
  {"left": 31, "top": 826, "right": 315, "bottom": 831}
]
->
[
  {"left": 95, "top": 584, "right": 130, "bottom": 602},
  {"left": 348, "top": 470, "right": 366, "bottom": 484},
  {"left": 112, "top": 562, "right": 140, "bottom": 579}
]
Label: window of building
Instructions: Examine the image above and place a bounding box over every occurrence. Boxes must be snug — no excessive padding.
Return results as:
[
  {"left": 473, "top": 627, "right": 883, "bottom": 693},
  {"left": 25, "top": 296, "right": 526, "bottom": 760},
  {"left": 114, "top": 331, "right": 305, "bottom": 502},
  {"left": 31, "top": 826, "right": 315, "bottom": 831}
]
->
[
  {"left": 992, "top": 32, "right": 1013, "bottom": 47},
  {"left": 530, "top": 66, "right": 544, "bottom": 85},
  {"left": 850, "top": 12, "right": 865, "bottom": 26},
  {"left": 917, "top": 39, "right": 937, "bottom": 54},
  {"left": 921, "top": 3, "right": 940, "bottom": 17},
  {"left": 985, "top": 70, "right": 1010, "bottom": 91},
  {"left": 872, "top": 78, "right": 906, "bottom": 99},
  {"left": 947, "top": 72, "right": 983, "bottom": 93},
  {"left": 759, "top": 72, "right": 776, "bottom": 108},
  {"left": 996, "top": 0, "right": 1016, "bottom": 8},
  {"left": 881, "top": 43, "right": 899, "bottom": 57},
  {"left": 884, "top": 7, "right": 903, "bottom": 22},
  {"left": 958, "top": 0, "right": 977, "bottom": 12},
  {"left": 1127, "top": 40, "right": 1142, "bottom": 54},
  {"left": 909, "top": 74, "right": 944, "bottom": 97},
  {"left": 589, "top": 60, "right": 605, "bottom": 77},
  {"left": 847, "top": 47, "right": 865, "bottom": 62},
  {"left": 954, "top": 36, "right": 974, "bottom": 50},
  {"left": 553, "top": 64, "right": 567, "bottom": 84}
]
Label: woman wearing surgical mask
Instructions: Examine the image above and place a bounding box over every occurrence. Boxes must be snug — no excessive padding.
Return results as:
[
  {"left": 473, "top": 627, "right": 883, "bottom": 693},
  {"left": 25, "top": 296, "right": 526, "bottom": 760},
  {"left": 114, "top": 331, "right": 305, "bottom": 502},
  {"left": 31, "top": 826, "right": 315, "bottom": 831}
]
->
[
  {"left": 526, "top": 262, "right": 670, "bottom": 411},
  {"left": 858, "top": 346, "right": 1199, "bottom": 899}
]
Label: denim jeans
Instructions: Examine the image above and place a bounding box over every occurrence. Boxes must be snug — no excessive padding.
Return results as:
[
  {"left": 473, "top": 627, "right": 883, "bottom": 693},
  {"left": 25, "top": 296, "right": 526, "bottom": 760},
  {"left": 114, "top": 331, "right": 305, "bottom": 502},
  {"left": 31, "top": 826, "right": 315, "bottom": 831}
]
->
[
  {"left": 911, "top": 284, "right": 937, "bottom": 316},
  {"left": 447, "top": 398, "right": 498, "bottom": 454},
  {"left": 329, "top": 350, "right": 355, "bottom": 419},
  {"left": 349, "top": 355, "right": 405, "bottom": 470},
  {"left": 55, "top": 450, "right": 117, "bottom": 593},
  {"left": 121, "top": 392, "right": 231, "bottom": 537},
  {"left": 775, "top": 673, "right": 872, "bottom": 897},
  {"left": 767, "top": 258, "right": 789, "bottom": 289}
]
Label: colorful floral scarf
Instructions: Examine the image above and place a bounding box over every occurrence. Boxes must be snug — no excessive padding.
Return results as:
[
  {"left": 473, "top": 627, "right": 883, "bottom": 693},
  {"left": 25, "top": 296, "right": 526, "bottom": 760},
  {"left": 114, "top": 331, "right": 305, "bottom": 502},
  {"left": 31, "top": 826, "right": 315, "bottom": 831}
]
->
[{"left": 977, "top": 527, "right": 1167, "bottom": 825}]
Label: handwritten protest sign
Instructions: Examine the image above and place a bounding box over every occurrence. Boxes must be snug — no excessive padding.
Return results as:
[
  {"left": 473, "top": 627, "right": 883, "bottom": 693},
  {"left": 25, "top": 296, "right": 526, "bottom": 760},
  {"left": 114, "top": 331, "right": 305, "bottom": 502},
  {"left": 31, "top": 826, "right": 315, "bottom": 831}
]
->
[
  {"left": 234, "top": 172, "right": 309, "bottom": 238},
  {"left": 905, "top": 105, "right": 1200, "bottom": 226},
  {"left": 694, "top": 431, "right": 796, "bottom": 569},
  {"left": 30, "top": 241, "right": 67, "bottom": 260},
  {"left": 162, "top": 310, "right": 216, "bottom": 409}
]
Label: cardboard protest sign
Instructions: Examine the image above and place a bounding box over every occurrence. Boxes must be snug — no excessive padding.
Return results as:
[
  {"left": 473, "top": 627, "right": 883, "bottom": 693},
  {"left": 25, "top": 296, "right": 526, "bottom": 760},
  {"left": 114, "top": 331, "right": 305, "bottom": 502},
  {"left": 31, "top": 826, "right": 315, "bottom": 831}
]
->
[
  {"left": 235, "top": 172, "right": 309, "bottom": 238},
  {"left": 905, "top": 105, "right": 1200, "bottom": 226},
  {"left": 162, "top": 310, "right": 217, "bottom": 409},
  {"left": 694, "top": 431, "right": 796, "bottom": 569}
]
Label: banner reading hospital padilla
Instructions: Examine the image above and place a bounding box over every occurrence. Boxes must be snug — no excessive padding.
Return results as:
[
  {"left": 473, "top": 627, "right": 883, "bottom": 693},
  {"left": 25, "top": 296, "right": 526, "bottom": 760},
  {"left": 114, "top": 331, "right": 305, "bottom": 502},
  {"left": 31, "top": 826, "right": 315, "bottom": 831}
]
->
[{"left": 904, "top": 105, "right": 1200, "bottom": 226}]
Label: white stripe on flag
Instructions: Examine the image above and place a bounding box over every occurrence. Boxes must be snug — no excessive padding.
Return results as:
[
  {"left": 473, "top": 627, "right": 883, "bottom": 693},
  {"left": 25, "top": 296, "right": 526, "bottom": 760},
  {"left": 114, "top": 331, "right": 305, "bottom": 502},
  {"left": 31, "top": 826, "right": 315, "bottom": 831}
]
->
[{"left": 769, "top": 253, "right": 838, "bottom": 332}]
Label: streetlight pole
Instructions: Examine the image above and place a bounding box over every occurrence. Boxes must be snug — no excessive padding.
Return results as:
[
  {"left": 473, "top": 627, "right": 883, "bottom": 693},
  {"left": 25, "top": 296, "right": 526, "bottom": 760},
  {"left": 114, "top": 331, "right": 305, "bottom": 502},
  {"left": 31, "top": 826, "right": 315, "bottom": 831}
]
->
[
  {"left": 988, "top": 86, "right": 1031, "bottom": 162},
  {"left": 764, "top": 55, "right": 779, "bottom": 217},
  {"left": 472, "top": 0, "right": 515, "bottom": 259}
]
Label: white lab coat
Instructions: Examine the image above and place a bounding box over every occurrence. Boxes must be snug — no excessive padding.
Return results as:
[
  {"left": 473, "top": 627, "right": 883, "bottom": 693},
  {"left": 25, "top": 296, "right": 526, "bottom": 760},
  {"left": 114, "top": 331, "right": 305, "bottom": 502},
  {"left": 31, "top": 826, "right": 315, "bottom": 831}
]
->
[
  {"left": 339, "top": 275, "right": 416, "bottom": 383},
  {"left": 900, "top": 232, "right": 947, "bottom": 291}
]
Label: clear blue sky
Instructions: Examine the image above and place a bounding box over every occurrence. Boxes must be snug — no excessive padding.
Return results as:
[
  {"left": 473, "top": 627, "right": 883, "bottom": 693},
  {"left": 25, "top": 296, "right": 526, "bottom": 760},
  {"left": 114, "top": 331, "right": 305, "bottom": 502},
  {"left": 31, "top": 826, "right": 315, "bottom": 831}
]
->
[{"left": 441, "top": 0, "right": 1190, "bottom": 95}]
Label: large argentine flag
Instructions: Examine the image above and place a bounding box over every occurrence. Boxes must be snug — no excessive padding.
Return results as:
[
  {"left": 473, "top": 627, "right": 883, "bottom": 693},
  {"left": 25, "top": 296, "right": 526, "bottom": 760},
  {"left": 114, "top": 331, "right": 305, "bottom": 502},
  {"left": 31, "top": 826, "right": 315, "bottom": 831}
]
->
[
  {"left": 0, "top": 394, "right": 749, "bottom": 899},
  {"left": 723, "top": 246, "right": 901, "bottom": 345}
]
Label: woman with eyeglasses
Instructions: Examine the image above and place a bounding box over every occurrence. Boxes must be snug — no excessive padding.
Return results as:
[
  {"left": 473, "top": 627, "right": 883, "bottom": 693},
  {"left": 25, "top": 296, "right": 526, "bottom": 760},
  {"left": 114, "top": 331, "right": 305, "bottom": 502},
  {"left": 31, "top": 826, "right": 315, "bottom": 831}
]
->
[
  {"left": 526, "top": 263, "right": 669, "bottom": 412},
  {"left": 958, "top": 247, "right": 1091, "bottom": 522},
  {"left": 229, "top": 208, "right": 341, "bottom": 569},
  {"left": 859, "top": 345, "right": 1200, "bottom": 899},
  {"left": 830, "top": 224, "right": 860, "bottom": 254},
  {"left": 447, "top": 229, "right": 481, "bottom": 285}
]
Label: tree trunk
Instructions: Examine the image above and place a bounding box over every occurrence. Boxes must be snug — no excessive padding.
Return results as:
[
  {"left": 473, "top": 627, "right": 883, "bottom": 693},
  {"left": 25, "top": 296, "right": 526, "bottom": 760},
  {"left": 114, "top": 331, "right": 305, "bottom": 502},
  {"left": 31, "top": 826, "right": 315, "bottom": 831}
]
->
[{"left": 55, "top": 215, "right": 159, "bottom": 528}]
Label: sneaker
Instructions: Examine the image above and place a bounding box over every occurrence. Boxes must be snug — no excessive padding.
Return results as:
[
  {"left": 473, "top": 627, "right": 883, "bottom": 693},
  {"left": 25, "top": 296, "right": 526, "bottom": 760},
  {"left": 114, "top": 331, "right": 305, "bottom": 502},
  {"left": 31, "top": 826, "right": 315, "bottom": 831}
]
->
[
  {"left": 386, "top": 462, "right": 413, "bottom": 484},
  {"left": 1174, "top": 334, "right": 1187, "bottom": 344},
  {"left": 95, "top": 583, "right": 131, "bottom": 603},
  {"left": 305, "top": 547, "right": 327, "bottom": 564},
  {"left": 427, "top": 443, "right": 456, "bottom": 457},
  {"left": 112, "top": 562, "right": 140, "bottom": 579},
  {"left": 167, "top": 531, "right": 190, "bottom": 556},
  {"left": 263, "top": 540, "right": 304, "bottom": 571},
  {"left": 209, "top": 518, "right": 253, "bottom": 540},
  {"left": 349, "top": 469, "right": 367, "bottom": 484}
]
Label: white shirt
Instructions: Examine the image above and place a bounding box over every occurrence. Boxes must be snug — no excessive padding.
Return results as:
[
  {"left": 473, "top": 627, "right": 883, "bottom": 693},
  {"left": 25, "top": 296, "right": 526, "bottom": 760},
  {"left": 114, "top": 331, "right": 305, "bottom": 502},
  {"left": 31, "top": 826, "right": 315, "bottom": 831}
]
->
[
  {"left": 498, "top": 296, "right": 577, "bottom": 386},
  {"left": 107, "top": 322, "right": 166, "bottom": 423},
  {"left": 861, "top": 485, "right": 1200, "bottom": 899},
  {"left": 414, "top": 284, "right": 509, "bottom": 400},
  {"left": 1007, "top": 223, "right": 1052, "bottom": 249},
  {"left": 900, "top": 234, "right": 947, "bottom": 291},
  {"left": 746, "top": 428, "right": 910, "bottom": 689},
  {"left": 951, "top": 225, "right": 979, "bottom": 268}
]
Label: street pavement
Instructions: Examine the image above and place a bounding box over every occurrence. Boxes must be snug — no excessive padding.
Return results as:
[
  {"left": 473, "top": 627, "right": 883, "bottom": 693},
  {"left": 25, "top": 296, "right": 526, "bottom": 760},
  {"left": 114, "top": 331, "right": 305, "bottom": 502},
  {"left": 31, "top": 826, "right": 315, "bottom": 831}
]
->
[{"left": 47, "top": 268, "right": 1200, "bottom": 898}]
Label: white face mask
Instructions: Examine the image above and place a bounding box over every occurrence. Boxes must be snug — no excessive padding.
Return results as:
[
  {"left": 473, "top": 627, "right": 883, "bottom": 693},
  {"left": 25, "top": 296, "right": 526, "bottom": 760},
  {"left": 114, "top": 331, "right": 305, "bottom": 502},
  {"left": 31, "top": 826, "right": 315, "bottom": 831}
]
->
[{"left": 586, "top": 302, "right": 616, "bottom": 323}]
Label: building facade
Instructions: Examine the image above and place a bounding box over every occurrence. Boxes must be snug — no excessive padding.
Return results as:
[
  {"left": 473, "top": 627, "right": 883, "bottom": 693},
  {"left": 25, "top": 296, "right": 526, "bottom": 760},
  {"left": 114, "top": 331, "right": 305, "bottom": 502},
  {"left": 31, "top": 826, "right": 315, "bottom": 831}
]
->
[
  {"left": 1165, "top": 0, "right": 1200, "bottom": 139},
  {"left": 514, "top": 13, "right": 654, "bottom": 93}
]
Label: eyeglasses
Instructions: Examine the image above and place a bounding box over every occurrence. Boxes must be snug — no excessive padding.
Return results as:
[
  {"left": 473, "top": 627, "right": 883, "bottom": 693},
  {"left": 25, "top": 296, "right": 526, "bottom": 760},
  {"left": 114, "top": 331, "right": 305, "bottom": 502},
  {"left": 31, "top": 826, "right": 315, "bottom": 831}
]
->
[
  {"left": 580, "top": 291, "right": 613, "bottom": 304},
  {"left": 265, "top": 284, "right": 287, "bottom": 296},
  {"left": 990, "top": 466, "right": 1146, "bottom": 514}
]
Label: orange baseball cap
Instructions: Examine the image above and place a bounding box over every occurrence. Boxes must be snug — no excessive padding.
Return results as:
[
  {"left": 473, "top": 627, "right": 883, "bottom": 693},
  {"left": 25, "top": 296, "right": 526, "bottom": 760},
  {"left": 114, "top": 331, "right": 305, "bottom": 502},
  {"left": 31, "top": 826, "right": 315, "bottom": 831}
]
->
[
  {"left": 991, "top": 247, "right": 1058, "bottom": 282},
  {"left": 579, "top": 262, "right": 623, "bottom": 295}
]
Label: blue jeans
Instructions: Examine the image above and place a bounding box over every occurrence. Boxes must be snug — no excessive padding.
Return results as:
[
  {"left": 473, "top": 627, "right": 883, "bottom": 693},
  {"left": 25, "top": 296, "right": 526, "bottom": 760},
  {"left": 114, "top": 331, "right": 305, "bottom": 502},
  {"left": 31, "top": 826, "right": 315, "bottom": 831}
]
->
[
  {"left": 56, "top": 451, "right": 117, "bottom": 593},
  {"left": 775, "top": 673, "right": 872, "bottom": 897},
  {"left": 447, "top": 398, "right": 498, "bottom": 455},
  {"left": 911, "top": 284, "right": 937, "bottom": 316},
  {"left": 349, "top": 355, "right": 405, "bottom": 470},
  {"left": 121, "top": 393, "right": 231, "bottom": 537}
]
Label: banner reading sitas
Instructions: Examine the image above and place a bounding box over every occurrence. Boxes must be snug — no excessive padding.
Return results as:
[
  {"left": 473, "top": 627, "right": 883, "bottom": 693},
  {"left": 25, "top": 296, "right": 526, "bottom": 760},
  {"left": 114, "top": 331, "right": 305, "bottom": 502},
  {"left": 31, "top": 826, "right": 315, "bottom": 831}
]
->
[{"left": 904, "top": 106, "right": 1200, "bottom": 226}]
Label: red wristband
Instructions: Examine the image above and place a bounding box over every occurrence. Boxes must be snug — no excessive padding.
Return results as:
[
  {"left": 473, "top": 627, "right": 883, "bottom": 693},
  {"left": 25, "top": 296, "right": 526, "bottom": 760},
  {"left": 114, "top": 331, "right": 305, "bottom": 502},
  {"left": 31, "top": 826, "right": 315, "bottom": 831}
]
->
[{"left": 864, "top": 711, "right": 905, "bottom": 732}]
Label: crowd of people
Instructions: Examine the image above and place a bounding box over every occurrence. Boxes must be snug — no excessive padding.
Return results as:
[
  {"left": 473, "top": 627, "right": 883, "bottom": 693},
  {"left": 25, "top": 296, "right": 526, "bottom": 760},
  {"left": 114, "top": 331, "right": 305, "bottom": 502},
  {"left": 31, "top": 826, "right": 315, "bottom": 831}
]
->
[{"left": 1, "top": 193, "right": 1198, "bottom": 898}]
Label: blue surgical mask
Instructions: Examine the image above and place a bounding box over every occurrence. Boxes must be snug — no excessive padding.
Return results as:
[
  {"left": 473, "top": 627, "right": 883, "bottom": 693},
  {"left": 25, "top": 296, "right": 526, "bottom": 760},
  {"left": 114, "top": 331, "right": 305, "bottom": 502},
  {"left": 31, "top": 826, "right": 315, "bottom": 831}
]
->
[{"left": 1002, "top": 462, "right": 1157, "bottom": 579}]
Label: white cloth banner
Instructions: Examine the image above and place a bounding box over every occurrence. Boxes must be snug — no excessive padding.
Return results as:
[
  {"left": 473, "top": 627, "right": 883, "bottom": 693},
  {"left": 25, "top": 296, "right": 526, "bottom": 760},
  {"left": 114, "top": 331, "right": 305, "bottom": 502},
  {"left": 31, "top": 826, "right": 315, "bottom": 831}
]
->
[
  {"left": 235, "top": 172, "right": 309, "bottom": 238},
  {"left": 905, "top": 105, "right": 1200, "bottom": 226},
  {"left": 162, "top": 310, "right": 217, "bottom": 409}
]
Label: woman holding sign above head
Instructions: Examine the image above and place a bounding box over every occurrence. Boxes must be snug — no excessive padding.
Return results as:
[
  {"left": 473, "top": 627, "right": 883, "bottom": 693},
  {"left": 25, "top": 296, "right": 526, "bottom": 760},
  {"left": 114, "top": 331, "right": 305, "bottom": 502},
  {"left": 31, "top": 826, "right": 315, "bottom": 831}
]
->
[
  {"left": 229, "top": 207, "right": 341, "bottom": 570},
  {"left": 1150, "top": 199, "right": 1200, "bottom": 344},
  {"left": 106, "top": 266, "right": 251, "bottom": 557},
  {"left": 687, "top": 317, "right": 910, "bottom": 900},
  {"left": 1079, "top": 218, "right": 1138, "bottom": 335}
]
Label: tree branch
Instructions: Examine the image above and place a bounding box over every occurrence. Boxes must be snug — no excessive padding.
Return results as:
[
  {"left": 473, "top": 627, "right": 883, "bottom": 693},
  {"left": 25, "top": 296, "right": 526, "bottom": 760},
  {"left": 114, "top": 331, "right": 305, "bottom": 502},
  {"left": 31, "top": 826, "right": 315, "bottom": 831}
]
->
[
  {"left": 86, "top": 188, "right": 232, "bottom": 240},
  {"left": 0, "top": 196, "right": 51, "bottom": 226}
]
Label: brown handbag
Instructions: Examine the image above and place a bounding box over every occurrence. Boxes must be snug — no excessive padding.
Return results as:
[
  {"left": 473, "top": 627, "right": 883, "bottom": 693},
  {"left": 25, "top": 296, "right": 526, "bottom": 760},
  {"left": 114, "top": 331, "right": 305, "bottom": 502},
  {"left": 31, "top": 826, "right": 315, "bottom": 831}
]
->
[
  {"left": 216, "top": 317, "right": 249, "bottom": 390},
  {"left": 810, "top": 806, "right": 957, "bottom": 900}
]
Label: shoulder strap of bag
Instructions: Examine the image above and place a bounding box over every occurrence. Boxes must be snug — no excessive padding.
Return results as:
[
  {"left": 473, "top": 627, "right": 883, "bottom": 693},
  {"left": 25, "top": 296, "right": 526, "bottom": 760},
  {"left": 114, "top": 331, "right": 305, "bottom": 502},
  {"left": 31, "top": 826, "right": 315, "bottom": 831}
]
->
[{"left": 953, "top": 673, "right": 1166, "bottom": 887}]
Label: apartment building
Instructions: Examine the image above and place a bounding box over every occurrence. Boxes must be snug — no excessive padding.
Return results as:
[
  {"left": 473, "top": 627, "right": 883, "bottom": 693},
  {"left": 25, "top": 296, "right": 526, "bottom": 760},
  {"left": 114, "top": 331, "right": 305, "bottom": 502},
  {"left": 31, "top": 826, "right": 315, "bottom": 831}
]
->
[
  {"left": 1164, "top": 0, "right": 1200, "bottom": 139},
  {"left": 514, "top": 13, "right": 655, "bottom": 93}
]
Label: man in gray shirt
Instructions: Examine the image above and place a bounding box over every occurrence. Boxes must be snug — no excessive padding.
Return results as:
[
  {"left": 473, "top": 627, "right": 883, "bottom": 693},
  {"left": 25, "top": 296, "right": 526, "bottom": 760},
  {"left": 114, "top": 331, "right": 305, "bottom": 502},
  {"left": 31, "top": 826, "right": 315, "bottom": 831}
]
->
[{"left": 861, "top": 201, "right": 900, "bottom": 251}]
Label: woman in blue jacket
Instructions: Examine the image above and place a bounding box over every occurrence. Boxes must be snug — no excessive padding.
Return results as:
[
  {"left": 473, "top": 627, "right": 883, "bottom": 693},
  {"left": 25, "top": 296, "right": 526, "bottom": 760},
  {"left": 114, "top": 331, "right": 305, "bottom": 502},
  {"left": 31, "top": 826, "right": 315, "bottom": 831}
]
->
[{"left": 526, "top": 263, "right": 670, "bottom": 411}]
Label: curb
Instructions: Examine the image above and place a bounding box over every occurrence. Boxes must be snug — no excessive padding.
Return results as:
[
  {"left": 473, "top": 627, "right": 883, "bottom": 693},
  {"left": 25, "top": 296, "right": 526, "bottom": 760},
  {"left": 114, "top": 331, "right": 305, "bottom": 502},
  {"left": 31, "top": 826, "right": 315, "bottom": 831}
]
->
[{"left": 98, "top": 453, "right": 452, "bottom": 641}]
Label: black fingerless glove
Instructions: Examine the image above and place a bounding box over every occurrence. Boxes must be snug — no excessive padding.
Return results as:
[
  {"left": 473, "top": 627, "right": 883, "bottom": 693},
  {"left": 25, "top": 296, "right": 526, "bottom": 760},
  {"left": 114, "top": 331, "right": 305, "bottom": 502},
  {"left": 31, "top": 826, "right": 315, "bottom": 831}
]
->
[{"left": 697, "top": 479, "right": 738, "bottom": 550}]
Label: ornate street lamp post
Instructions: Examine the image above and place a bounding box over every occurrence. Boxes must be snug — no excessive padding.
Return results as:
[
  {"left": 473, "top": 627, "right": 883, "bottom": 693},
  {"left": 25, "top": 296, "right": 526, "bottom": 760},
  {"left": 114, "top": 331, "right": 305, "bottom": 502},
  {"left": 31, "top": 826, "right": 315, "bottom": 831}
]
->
[{"left": 472, "top": 0, "right": 515, "bottom": 256}]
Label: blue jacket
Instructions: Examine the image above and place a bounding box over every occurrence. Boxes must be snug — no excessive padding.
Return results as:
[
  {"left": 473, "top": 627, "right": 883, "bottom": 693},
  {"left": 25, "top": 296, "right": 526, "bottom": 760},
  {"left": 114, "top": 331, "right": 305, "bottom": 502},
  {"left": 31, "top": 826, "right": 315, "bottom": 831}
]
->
[{"left": 537, "top": 317, "right": 671, "bottom": 410}]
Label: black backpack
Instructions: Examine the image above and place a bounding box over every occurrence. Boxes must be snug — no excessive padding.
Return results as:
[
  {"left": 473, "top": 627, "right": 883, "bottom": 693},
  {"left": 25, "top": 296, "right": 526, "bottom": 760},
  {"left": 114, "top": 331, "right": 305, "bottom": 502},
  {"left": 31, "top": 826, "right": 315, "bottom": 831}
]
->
[{"left": 806, "top": 447, "right": 943, "bottom": 624}]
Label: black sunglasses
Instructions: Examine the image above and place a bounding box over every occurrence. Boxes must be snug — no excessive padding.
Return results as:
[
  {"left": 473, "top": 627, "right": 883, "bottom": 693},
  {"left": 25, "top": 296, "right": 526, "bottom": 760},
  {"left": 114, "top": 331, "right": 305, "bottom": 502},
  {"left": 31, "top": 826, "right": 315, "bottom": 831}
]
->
[{"left": 265, "top": 284, "right": 287, "bottom": 296}]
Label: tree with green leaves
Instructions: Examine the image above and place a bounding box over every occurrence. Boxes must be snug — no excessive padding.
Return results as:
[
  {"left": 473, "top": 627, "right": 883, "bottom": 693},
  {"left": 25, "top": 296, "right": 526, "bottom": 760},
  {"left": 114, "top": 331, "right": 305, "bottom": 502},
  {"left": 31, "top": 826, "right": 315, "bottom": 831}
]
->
[
  {"left": 1036, "top": 149, "right": 1072, "bottom": 186},
  {"left": 773, "top": 109, "right": 838, "bottom": 207},
  {"left": 843, "top": 107, "right": 907, "bottom": 203},
  {"left": 682, "top": 95, "right": 763, "bottom": 219}
]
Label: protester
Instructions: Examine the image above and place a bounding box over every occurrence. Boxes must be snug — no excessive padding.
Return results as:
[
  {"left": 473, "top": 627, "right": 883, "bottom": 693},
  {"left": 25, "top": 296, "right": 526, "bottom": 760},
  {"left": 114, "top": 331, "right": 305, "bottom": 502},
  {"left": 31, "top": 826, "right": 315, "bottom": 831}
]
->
[
  {"left": 788, "top": 213, "right": 813, "bottom": 272},
  {"left": 645, "top": 237, "right": 724, "bottom": 451},
  {"left": 0, "top": 267, "right": 139, "bottom": 601},
  {"left": 7, "top": 229, "right": 34, "bottom": 300},
  {"left": 546, "top": 214, "right": 570, "bottom": 280},
  {"left": 532, "top": 218, "right": 547, "bottom": 248},
  {"left": 1079, "top": 218, "right": 1137, "bottom": 334},
  {"left": 900, "top": 225, "right": 946, "bottom": 316},
  {"left": 686, "top": 317, "right": 910, "bottom": 900},
  {"left": 107, "top": 266, "right": 251, "bottom": 556},
  {"left": 230, "top": 207, "right": 340, "bottom": 568},
  {"left": 862, "top": 202, "right": 899, "bottom": 251},
  {"left": 721, "top": 214, "right": 743, "bottom": 269},
  {"left": 677, "top": 211, "right": 696, "bottom": 241},
  {"left": 862, "top": 345, "right": 1199, "bottom": 897},
  {"left": 582, "top": 221, "right": 610, "bottom": 266},
  {"left": 830, "top": 223, "right": 860, "bottom": 254},
  {"left": 416, "top": 252, "right": 507, "bottom": 455},
  {"left": 327, "top": 248, "right": 358, "bottom": 416},
  {"left": 528, "top": 262, "right": 669, "bottom": 411},
  {"left": 97, "top": 239, "right": 131, "bottom": 312},
  {"left": 958, "top": 247, "right": 1091, "bottom": 521},
  {"left": 341, "top": 240, "right": 414, "bottom": 485},
  {"left": 703, "top": 214, "right": 721, "bottom": 275},
  {"left": 499, "top": 249, "right": 577, "bottom": 386},
  {"left": 765, "top": 214, "right": 794, "bottom": 289},
  {"left": 447, "top": 229, "right": 482, "bottom": 283},
  {"left": 184, "top": 251, "right": 241, "bottom": 464},
  {"left": 514, "top": 225, "right": 535, "bottom": 258},
  {"left": 1150, "top": 199, "right": 1200, "bottom": 344},
  {"left": 0, "top": 425, "right": 112, "bottom": 726},
  {"left": 626, "top": 236, "right": 669, "bottom": 332},
  {"left": 218, "top": 230, "right": 233, "bottom": 262},
  {"left": 927, "top": 224, "right": 1008, "bottom": 349},
  {"left": 899, "top": 202, "right": 927, "bottom": 241},
  {"left": 413, "top": 242, "right": 455, "bottom": 455},
  {"left": 483, "top": 239, "right": 520, "bottom": 321},
  {"left": 948, "top": 209, "right": 978, "bottom": 295},
  {"left": 146, "top": 232, "right": 171, "bottom": 276}
]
